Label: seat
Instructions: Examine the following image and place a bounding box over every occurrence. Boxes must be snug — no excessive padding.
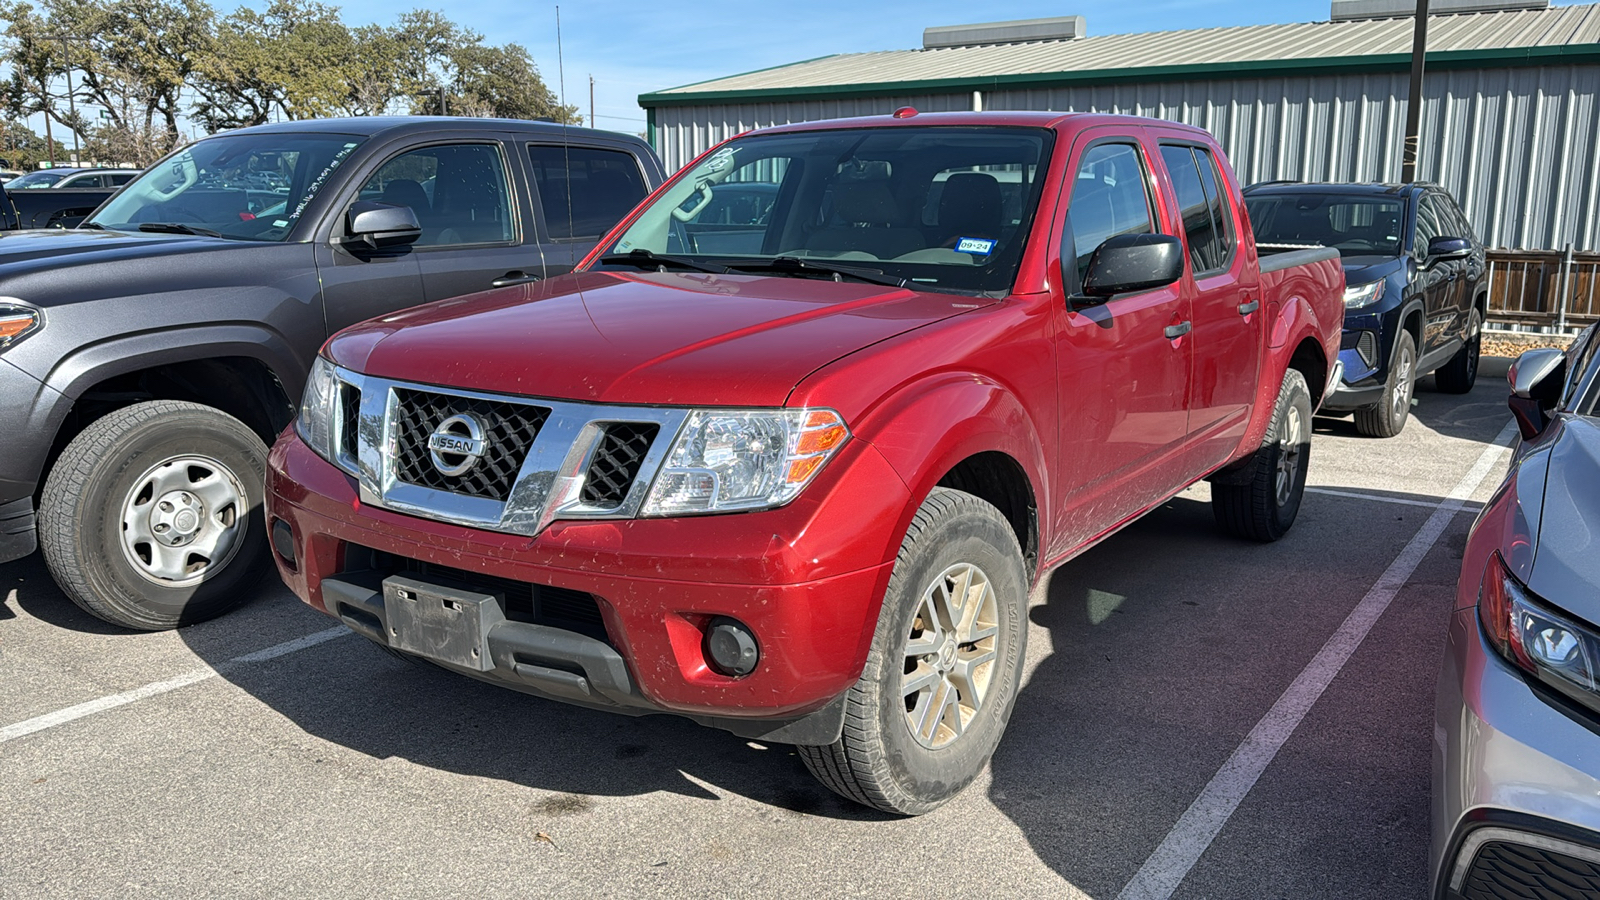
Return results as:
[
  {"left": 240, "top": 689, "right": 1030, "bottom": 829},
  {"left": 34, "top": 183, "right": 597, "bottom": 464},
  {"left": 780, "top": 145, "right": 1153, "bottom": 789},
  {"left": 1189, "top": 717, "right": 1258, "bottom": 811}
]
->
[
  {"left": 432, "top": 149, "right": 512, "bottom": 246},
  {"left": 803, "top": 180, "right": 924, "bottom": 259},
  {"left": 935, "top": 172, "right": 1002, "bottom": 246},
  {"left": 380, "top": 179, "right": 430, "bottom": 216}
]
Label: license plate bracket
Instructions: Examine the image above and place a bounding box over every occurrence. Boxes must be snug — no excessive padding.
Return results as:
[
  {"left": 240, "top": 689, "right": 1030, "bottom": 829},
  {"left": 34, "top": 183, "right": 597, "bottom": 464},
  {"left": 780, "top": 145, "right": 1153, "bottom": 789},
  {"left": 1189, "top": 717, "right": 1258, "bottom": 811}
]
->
[{"left": 383, "top": 574, "right": 505, "bottom": 672}]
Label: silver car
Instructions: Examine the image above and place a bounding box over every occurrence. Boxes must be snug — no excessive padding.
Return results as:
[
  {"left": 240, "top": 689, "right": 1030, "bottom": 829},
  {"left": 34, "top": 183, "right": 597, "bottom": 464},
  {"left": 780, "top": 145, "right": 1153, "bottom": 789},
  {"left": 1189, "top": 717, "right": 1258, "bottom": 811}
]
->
[{"left": 1433, "top": 325, "right": 1600, "bottom": 899}]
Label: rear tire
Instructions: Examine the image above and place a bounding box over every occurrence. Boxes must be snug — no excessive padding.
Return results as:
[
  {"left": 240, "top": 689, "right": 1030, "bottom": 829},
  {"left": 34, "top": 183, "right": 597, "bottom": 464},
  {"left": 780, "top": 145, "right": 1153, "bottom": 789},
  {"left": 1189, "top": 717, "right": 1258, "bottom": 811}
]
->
[
  {"left": 39, "top": 400, "right": 270, "bottom": 631},
  {"left": 1212, "top": 369, "right": 1311, "bottom": 543},
  {"left": 1354, "top": 332, "right": 1416, "bottom": 438},
  {"left": 797, "top": 488, "right": 1028, "bottom": 815},
  {"left": 1433, "top": 310, "right": 1481, "bottom": 395}
]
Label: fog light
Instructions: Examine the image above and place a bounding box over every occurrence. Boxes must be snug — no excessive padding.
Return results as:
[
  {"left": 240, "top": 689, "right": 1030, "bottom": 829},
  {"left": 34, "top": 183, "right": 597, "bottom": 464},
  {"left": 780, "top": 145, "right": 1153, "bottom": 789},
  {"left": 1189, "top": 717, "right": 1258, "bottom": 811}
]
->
[
  {"left": 705, "top": 617, "right": 759, "bottom": 677},
  {"left": 270, "top": 518, "right": 297, "bottom": 568}
]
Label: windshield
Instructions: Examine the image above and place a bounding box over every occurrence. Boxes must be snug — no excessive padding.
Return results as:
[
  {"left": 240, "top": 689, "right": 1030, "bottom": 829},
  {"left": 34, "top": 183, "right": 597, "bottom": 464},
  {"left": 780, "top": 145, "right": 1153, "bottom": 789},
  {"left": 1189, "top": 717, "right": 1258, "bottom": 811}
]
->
[
  {"left": 602, "top": 126, "right": 1054, "bottom": 295},
  {"left": 89, "top": 132, "right": 366, "bottom": 242},
  {"left": 1245, "top": 193, "right": 1405, "bottom": 257},
  {"left": 8, "top": 171, "right": 66, "bottom": 190}
]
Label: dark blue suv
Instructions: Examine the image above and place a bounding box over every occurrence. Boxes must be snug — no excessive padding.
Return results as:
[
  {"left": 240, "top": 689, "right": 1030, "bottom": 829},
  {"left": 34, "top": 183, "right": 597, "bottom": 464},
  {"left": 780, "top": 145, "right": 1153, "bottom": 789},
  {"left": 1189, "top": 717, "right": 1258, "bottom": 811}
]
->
[{"left": 1243, "top": 183, "right": 1486, "bottom": 437}]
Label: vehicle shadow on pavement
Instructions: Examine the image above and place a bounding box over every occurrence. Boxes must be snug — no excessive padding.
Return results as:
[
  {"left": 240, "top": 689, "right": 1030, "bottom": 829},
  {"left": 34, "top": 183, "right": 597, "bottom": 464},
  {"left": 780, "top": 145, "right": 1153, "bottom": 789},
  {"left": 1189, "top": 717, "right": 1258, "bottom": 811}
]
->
[
  {"left": 5, "top": 551, "right": 140, "bottom": 635},
  {"left": 187, "top": 613, "right": 896, "bottom": 821},
  {"left": 984, "top": 486, "right": 1455, "bottom": 898}
]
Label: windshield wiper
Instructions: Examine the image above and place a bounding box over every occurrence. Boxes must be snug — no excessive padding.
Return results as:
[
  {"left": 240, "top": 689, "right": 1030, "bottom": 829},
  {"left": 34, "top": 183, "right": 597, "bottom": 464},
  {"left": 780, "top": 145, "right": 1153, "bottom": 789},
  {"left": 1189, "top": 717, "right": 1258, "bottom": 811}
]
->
[
  {"left": 726, "top": 256, "right": 907, "bottom": 289},
  {"left": 137, "top": 222, "right": 223, "bottom": 237},
  {"left": 598, "top": 248, "right": 729, "bottom": 275},
  {"left": 76, "top": 221, "right": 108, "bottom": 231}
]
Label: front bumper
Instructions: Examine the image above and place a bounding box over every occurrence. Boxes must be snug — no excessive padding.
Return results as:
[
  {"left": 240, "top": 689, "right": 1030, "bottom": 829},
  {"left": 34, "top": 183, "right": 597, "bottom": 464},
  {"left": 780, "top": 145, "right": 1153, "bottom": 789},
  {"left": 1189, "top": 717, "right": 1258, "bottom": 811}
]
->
[
  {"left": 1432, "top": 607, "right": 1600, "bottom": 898},
  {"left": 266, "top": 430, "right": 908, "bottom": 742},
  {"left": 0, "top": 497, "right": 36, "bottom": 562}
]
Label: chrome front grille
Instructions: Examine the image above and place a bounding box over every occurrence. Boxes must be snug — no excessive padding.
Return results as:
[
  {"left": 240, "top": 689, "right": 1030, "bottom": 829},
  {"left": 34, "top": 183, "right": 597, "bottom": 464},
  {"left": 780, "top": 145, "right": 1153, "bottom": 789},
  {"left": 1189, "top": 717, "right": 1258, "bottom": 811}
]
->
[
  {"left": 392, "top": 388, "right": 550, "bottom": 501},
  {"left": 582, "top": 423, "right": 660, "bottom": 507},
  {"left": 327, "top": 366, "right": 688, "bottom": 537}
]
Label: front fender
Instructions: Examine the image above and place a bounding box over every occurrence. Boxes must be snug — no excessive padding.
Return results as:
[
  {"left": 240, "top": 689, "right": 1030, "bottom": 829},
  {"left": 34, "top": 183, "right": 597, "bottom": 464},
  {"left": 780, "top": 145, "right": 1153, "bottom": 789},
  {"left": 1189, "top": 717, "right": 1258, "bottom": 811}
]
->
[
  {"left": 41, "top": 322, "right": 311, "bottom": 402},
  {"left": 853, "top": 374, "right": 1049, "bottom": 575}
]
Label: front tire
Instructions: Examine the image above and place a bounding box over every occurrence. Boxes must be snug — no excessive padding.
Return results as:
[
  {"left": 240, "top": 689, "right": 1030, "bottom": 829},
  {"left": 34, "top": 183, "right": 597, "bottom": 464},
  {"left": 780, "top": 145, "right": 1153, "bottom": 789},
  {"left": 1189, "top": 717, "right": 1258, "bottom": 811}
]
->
[
  {"left": 1212, "top": 369, "right": 1311, "bottom": 543},
  {"left": 1354, "top": 332, "right": 1416, "bottom": 438},
  {"left": 798, "top": 488, "right": 1028, "bottom": 815},
  {"left": 39, "top": 401, "right": 270, "bottom": 630}
]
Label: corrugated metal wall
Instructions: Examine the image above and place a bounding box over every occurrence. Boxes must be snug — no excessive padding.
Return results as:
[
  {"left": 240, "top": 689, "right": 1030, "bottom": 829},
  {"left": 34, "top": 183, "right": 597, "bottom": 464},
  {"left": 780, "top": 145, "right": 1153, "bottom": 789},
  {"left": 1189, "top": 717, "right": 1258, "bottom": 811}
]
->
[{"left": 650, "top": 64, "right": 1600, "bottom": 252}]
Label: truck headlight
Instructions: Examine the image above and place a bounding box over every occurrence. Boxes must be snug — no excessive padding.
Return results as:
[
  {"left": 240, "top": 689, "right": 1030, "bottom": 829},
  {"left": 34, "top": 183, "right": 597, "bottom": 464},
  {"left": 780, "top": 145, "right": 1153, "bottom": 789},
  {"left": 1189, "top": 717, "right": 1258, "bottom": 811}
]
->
[
  {"left": 296, "top": 356, "right": 338, "bottom": 463},
  {"left": 641, "top": 409, "right": 849, "bottom": 515},
  {"left": 1343, "top": 280, "right": 1384, "bottom": 309},
  {"left": 0, "top": 300, "right": 42, "bottom": 348}
]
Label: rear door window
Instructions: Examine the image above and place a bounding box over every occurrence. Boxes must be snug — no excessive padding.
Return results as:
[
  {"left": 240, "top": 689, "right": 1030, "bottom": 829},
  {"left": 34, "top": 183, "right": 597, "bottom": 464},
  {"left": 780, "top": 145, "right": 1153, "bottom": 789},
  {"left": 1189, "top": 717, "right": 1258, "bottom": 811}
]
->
[
  {"left": 528, "top": 145, "right": 649, "bottom": 241},
  {"left": 1160, "top": 146, "right": 1223, "bottom": 274},
  {"left": 1065, "top": 142, "right": 1155, "bottom": 286}
]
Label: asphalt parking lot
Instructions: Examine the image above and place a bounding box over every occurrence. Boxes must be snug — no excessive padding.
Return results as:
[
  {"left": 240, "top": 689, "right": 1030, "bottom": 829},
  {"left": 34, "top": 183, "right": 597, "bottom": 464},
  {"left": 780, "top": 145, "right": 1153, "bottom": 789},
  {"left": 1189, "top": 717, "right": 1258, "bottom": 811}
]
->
[{"left": 2, "top": 360, "right": 1519, "bottom": 899}]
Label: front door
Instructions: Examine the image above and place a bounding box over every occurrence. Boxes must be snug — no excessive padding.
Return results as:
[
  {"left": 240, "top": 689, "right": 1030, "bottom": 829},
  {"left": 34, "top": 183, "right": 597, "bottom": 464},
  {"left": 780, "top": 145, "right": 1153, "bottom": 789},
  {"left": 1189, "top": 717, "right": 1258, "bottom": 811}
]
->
[
  {"left": 356, "top": 141, "right": 546, "bottom": 303},
  {"left": 1051, "top": 132, "right": 1194, "bottom": 554}
]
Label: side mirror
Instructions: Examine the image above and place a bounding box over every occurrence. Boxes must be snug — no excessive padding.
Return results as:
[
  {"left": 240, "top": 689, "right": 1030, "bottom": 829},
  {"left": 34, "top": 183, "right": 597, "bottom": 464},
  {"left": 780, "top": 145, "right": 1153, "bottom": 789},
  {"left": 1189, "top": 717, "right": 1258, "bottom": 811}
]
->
[
  {"left": 1507, "top": 347, "right": 1567, "bottom": 440},
  {"left": 1080, "top": 233, "right": 1185, "bottom": 300},
  {"left": 345, "top": 200, "right": 421, "bottom": 249},
  {"left": 1426, "top": 236, "right": 1472, "bottom": 264}
]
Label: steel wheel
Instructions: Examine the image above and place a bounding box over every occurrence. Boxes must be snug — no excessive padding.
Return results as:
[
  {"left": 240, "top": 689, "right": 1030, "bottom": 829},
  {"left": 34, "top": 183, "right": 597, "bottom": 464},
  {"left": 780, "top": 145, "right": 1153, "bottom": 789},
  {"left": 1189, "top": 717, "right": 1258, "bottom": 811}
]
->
[
  {"left": 902, "top": 562, "right": 999, "bottom": 750},
  {"left": 119, "top": 454, "right": 248, "bottom": 587}
]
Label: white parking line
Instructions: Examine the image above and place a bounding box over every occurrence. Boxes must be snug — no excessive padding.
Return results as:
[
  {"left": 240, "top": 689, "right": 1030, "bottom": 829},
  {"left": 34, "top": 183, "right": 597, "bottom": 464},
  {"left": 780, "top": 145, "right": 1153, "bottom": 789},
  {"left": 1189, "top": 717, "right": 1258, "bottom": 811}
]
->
[
  {"left": 1306, "top": 486, "right": 1485, "bottom": 511},
  {"left": 0, "top": 626, "right": 350, "bottom": 745},
  {"left": 1116, "top": 421, "right": 1518, "bottom": 900}
]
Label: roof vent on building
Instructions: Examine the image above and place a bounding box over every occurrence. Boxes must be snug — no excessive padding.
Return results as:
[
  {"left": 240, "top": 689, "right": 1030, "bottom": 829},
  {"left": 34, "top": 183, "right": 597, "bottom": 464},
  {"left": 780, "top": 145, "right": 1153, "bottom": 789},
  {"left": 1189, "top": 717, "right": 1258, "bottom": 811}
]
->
[
  {"left": 1330, "top": 0, "right": 1545, "bottom": 22},
  {"left": 922, "top": 15, "right": 1086, "bottom": 50}
]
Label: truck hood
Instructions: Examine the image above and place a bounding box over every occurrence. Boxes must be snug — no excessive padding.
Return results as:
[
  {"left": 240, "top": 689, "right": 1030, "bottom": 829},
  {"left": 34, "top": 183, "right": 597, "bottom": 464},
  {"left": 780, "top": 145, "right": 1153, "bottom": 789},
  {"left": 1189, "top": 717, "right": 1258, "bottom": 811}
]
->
[
  {"left": 0, "top": 227, "right": 223, "bottom": 294},
  {"left": 328, "top": 270, "right": 994, "bottom": 407},
  {"left": 1526, "top": 416, "right": 1600, "bottom": 623}
]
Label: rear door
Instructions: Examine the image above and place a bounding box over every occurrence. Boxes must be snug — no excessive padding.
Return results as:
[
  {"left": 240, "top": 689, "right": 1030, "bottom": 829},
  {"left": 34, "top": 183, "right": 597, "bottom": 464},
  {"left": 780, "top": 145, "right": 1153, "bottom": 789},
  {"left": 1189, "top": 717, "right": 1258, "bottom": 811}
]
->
[
  {"left": 524, "top": 142, "right": 652, "bottom": 276},
  {"left": 1050, "top": 130, "right": 1194, "bottom": 550},
  {"left": 1154, "top": 138, "right": 1262, "bottom": 467}
]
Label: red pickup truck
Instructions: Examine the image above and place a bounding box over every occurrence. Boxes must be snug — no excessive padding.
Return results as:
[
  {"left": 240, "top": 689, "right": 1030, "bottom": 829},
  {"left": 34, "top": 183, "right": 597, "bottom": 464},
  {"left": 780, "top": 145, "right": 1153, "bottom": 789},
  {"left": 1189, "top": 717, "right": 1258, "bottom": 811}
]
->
[{"left": 266, "top": 111, "right": 1343, "bottom": 814}]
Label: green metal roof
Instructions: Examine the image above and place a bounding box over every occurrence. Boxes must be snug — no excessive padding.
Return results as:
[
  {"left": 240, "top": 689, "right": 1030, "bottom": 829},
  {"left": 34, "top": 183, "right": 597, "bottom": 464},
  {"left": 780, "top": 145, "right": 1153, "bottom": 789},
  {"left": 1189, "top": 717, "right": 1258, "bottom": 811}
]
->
[{"left": 640, "top": 4, "right": 1600, "bottom": 107}]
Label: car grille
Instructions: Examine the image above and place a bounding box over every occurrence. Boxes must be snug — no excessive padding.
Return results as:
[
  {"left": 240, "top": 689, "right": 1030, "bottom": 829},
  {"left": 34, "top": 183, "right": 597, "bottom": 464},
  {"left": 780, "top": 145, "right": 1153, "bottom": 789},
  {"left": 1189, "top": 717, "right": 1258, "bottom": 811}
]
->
[
  {"left": 581, "top": 423, "right": 660, "bottom": 507},
  {"left": 392, "top": 388, "right": 550, "bottom": 501},
  {"left": 338, "top": 383, "right": 362, "bottom": 461},
  {"left": 1459, "top": 840, "right": 1600, "bottom": 900}
]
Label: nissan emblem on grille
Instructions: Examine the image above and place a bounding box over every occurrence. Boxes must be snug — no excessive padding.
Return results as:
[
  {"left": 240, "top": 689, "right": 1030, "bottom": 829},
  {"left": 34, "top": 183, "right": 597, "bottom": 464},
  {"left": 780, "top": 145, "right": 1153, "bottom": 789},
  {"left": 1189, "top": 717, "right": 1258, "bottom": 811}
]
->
[{"left": 427, "top": 414, "right": 490, "bottom": 476}]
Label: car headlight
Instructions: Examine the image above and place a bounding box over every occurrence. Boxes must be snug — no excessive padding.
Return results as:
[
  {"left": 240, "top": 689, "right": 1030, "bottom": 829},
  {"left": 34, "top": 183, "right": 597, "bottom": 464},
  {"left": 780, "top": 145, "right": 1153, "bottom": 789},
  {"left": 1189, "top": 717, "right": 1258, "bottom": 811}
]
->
[
  {"left": 0, "top": 300, "right": 42, "bottom": 349},
  {"left": 1479, "top": 550, "right": 1600, "bottom": 712},
  {"left": 296, "top": 356, "right": 338, "bottom": 463},
  {"left": 1343, "top": 280, "right": 1384, "bottom": 309},
  {"left": 641, "top": 409, "right": 849, "bottom": 515}
]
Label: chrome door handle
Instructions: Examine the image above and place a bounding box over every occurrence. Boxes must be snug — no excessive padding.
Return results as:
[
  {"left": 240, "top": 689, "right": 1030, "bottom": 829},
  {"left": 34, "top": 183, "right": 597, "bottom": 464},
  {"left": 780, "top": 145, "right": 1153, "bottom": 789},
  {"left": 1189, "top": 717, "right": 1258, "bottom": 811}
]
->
[
  {"left": 492, "top": 271, "right": 542, "bottom": 287},
  {"left": 1165, "top": 321, "right": 1192, "bottom": 339},
  {"left": 1237, "top": 299, "right": 1260, "bottom": 316}
]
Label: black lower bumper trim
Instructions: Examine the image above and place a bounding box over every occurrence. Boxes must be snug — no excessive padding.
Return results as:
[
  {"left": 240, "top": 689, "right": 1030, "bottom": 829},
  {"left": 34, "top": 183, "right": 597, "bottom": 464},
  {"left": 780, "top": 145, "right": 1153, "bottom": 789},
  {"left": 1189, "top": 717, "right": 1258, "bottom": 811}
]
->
[
  {"left": 317, "top": 572, "right": 848, "bottom": 745},
  {"left": 0, "top": 497, "right": 37, "bottom": 563},
  {"left": 1437, "top": 809, "right": 1600, "bottom": 900}
]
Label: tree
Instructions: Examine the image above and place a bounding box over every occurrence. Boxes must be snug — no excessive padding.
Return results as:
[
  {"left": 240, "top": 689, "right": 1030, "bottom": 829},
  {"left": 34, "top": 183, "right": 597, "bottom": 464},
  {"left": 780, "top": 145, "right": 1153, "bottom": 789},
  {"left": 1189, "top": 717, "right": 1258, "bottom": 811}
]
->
[
  {"left": 1, "top": 2, "right": 67, "bottom": 165},
  {"left": 441, "top": 42, "right": 576, "bottom": 122},
  {"left": 0, "top": 120, "right": 66, "bottom": 170}
]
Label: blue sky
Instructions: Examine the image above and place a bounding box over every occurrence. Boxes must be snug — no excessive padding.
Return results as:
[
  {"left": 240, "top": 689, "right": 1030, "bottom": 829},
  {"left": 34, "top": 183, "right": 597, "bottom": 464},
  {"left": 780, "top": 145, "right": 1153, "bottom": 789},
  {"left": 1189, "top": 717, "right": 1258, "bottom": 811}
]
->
[{"left": 310, "top": 0, "right": 1341, "bottom": 134}]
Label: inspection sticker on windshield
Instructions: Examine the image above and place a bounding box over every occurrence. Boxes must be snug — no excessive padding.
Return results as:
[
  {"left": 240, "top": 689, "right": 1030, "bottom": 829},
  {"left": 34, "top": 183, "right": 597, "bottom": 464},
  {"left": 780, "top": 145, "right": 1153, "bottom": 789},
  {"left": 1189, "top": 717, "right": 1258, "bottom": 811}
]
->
[{"left": 956, "top": 237, "right": 996, "bottom": 255}]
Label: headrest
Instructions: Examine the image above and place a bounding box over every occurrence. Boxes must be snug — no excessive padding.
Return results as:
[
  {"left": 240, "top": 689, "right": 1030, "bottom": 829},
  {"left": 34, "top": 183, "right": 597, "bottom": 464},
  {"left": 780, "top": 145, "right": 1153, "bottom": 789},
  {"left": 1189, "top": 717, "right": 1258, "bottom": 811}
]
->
[
  {"left": 380, "top": 179, "right": 429, "bottom": 213},
  {"left": 833, "top": 181, "right": 903, "bottom": 225},
  {"left": 939, "top": 172, "right": 1002, "bottom": 234}
]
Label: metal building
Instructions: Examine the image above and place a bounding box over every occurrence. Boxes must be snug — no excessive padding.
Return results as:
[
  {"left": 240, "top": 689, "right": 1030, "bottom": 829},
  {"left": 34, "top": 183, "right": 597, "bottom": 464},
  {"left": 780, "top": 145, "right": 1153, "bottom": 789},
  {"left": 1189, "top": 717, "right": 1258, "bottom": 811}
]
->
[{"left": 640, "top": 2, "right": 1600, "bottom": 258}]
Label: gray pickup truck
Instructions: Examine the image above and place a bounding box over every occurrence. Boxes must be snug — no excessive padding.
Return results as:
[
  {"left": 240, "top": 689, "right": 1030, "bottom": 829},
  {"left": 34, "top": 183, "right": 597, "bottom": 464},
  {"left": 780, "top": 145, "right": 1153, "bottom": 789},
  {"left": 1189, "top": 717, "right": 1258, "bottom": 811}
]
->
[{"left": 0, "top": 116, "right": 663, "bottom": 629}]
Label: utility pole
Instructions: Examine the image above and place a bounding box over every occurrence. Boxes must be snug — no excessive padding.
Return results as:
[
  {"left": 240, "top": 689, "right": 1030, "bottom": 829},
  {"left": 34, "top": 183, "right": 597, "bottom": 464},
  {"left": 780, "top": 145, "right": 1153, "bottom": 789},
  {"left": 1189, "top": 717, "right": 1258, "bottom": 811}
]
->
[
  {"left": 1401, "top": 0, "right": 1430, "bottom": 183},
  {"left": 589, "top": 75, "right": 595, "bottom": 129}
]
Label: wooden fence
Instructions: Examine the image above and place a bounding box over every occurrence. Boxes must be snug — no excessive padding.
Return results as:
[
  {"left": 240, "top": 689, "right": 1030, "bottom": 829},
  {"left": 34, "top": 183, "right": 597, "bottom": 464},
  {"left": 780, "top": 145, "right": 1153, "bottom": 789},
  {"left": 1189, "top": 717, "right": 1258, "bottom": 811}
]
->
[{"left": 1487, "top": 248, "right": 1600, "bottom": 331}]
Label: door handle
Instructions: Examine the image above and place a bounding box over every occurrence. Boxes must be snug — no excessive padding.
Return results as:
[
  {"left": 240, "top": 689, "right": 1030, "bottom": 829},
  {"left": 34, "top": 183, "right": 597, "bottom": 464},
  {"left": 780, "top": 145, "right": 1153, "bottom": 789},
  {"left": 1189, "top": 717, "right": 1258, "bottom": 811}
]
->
[
  {"left": 1237, "top": 299, "right": 1260, "bottom": 316},
  {"left": 492, "top": 271, "right": 542, "bottom": 287},
  {"left": 1165, "top": 321, "right": 1192, "bottom": 339}
]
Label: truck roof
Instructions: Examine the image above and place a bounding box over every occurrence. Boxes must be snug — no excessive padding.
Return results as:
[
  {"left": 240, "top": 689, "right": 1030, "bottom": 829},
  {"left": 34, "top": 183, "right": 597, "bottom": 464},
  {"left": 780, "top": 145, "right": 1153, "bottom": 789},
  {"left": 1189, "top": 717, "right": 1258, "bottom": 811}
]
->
[
  {"left": 749, "top": 109, "right": 1217, "bottom": 139},
  {"left": 218, "top": 116, "right": 644, "bottom": 146}
]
